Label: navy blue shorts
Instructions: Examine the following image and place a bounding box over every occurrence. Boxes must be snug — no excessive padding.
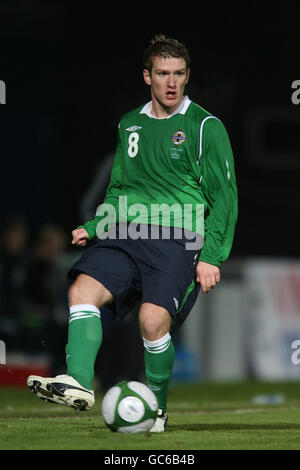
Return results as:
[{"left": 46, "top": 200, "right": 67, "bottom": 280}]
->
[{"left": 68, "top": 225, "right": 201, "bottom": 329}]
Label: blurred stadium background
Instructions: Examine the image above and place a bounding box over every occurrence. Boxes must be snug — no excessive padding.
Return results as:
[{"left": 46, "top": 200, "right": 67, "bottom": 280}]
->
[{"left": 0, "top": 1, "right": 300, "bottom": 392}]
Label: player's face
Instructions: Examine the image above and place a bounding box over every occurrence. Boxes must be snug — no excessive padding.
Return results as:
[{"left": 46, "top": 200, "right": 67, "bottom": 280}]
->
[{"left": 143, "top": 56, "right": 190, "bottom": 116}]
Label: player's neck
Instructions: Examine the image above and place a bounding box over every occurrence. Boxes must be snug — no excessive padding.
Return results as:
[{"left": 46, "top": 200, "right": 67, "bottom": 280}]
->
[{"left": 150, "top": 96, "right": 185, "bottom": 119}]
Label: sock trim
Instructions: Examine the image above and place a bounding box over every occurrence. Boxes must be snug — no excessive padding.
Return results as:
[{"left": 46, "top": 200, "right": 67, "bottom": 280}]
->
[
  {"left": 69, "top": 304, "right": 101, "bottom": 323},
  {"left": 69, "top": 313, "right": 100, "bottom": 323},
  {"left": 69, "top": 304, "right": 100, "bottom": 314},
  {"left": 143, "top": 332, "right": 171, "bottom": 354}
]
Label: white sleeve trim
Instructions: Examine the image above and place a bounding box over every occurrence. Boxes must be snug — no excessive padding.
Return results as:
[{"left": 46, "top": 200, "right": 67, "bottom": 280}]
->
[{"left": 197, "top": 116, "right": 220, "bottom": 165}]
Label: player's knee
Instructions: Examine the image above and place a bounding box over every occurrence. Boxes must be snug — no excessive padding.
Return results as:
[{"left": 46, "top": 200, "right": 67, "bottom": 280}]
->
[
  {"left": 68, "top": 280, "right": 83, "bottom": 305},
  {"left": 68, "top": 273, "right": 113, "bottom": 307},
  {"left": 141, "top": 319, "right": 160, "bottom": 340},
  {"left": 139, "top": 304, "right": 171, "bottom": 341}
]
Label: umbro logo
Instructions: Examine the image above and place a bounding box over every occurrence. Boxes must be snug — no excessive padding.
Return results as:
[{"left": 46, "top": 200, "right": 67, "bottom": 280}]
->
[
  {"left": 126, "top": 125, "right": 142, "bottom": 131},
  {"left": 148, "top": 384, "right": 161, "bottom": 392}
]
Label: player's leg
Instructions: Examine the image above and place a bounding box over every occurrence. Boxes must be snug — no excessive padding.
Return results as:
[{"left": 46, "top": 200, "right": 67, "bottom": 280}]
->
[
  {"left": 27, "top": 273, "right": 114, "bottom": 410},
  {"left": 139, "top": 302, "right": 174, "bottom": 431},
  {"left": 65, "top": 273, "right": 114, "bottom": 390},
  {"left": 27, "top": 239, "right": 140, "bottom": 410}
]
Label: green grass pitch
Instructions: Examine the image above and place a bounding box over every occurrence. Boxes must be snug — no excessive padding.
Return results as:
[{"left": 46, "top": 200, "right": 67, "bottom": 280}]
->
[{"left": 1, "top": 381, "right": 300, "bottom": 450}]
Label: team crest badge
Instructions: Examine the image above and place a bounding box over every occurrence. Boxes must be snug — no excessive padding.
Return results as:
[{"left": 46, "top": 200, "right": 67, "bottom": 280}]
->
[{"left": 171, "top": 130, "right": 187, "bottom": 145}]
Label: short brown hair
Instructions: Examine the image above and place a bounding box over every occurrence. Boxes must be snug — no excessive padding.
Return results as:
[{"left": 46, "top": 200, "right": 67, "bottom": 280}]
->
[{"left": 143, "top": 34, "right": 190, "bottom": 73}]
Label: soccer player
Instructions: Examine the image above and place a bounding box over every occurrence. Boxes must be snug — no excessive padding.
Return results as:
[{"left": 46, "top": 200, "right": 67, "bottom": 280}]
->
[{"left": 27, "top": 35, "right": 238, "bottom": 432}]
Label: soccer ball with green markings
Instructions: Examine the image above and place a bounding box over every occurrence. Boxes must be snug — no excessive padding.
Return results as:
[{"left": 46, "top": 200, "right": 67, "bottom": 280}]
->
[{"left": 101, "top": 380, "right": 158, "bottom": 433}]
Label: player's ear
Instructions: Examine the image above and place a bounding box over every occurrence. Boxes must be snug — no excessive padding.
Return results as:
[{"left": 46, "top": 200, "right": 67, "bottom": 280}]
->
[
  {"left": 143, "top": 68, "right": 151, "bottom": 86},
  {"left": 185, "top": 67, "right": 190, "bottom": 85}
]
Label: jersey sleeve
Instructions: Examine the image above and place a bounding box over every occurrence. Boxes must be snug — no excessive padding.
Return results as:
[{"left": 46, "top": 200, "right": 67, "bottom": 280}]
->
[
  {"left": 198, "top": 118, "right": 238, "bottom": 267},
  {"left": 78, "top": 127, "right": 123, "bottom": 240}
]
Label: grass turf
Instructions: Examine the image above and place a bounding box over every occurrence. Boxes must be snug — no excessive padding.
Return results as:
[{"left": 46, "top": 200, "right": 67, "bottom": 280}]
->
[{"left": 0, "top": 381, "right": 300, "bottom": 450}]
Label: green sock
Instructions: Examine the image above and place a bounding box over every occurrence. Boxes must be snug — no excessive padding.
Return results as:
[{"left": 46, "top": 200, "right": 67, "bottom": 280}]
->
[
  {"left": 143, "top": 333, "right": 175, "bottom": 413},
  {"left": 65, "top": 304, "right": 102, "bottom": 390}
]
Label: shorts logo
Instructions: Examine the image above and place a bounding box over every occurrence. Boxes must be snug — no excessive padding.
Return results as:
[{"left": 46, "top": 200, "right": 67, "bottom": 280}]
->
[{"left": 171, "top": 130, "right": 187, "bottom": 145}]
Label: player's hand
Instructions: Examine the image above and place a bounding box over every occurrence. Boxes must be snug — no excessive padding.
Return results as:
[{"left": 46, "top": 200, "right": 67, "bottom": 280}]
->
[
  {"left": 71, "top": 228, "right": 89, "bottom": 247},
  {"left": 195, "top": 261, "right": 220, "bottom": 294}
]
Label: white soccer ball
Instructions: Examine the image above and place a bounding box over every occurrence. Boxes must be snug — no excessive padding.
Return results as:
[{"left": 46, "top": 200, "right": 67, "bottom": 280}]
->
[{"left": 101, "top": 380, "right": 158, "bottom": 433}]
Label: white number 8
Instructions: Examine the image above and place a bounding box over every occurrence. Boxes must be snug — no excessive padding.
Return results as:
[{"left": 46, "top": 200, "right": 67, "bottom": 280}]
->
[{"left": 128, "top": 132, "right": 139, "bottom": 158}]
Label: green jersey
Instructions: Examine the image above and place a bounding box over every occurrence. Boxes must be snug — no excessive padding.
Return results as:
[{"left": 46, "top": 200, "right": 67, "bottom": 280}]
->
[{"left": 80, "top": 96, "right": 238, "bottom": 267}]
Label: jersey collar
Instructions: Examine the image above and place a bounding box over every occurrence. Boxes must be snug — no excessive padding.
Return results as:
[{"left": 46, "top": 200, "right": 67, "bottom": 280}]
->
[{"left": 140, "top": 96, "right": 191, "bottom": 119}]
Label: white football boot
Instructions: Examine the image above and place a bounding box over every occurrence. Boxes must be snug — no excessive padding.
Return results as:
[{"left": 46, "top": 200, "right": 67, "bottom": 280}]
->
[
  {"left": 27, "top": 374, "right": 95, "bottom": 411},
  {"left": 149, "top": 408, "right": 168, "bottom": 432}
]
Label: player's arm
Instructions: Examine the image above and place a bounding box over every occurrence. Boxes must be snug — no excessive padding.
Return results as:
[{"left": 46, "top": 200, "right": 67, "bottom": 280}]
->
[
  {"left": 73, "top": 128, "right": 123, "bottom": 243},
  {"left": 197, "top": 118, "right": 238, "bottom": 281}
]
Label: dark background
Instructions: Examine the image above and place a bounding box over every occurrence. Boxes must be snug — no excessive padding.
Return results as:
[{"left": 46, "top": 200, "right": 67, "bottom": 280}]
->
[{"left": 0, "top": 0, "right": 300, "bottom": 258}]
